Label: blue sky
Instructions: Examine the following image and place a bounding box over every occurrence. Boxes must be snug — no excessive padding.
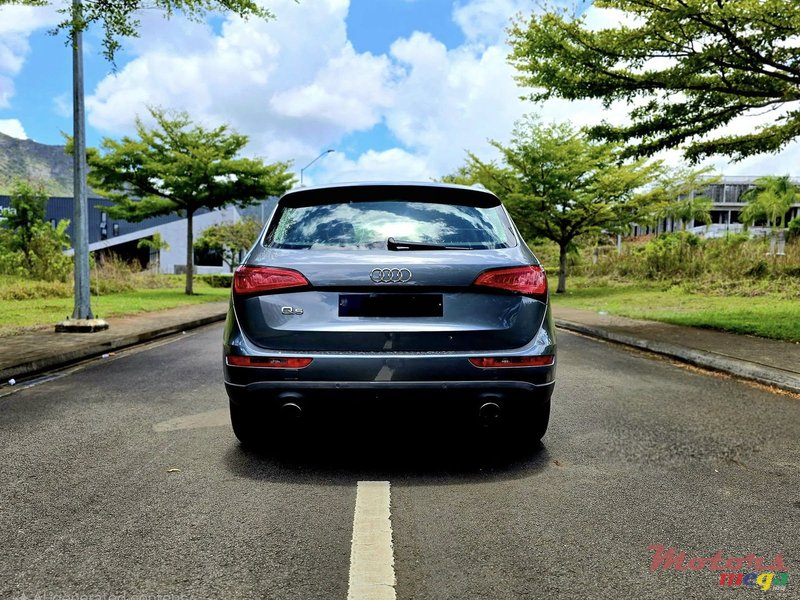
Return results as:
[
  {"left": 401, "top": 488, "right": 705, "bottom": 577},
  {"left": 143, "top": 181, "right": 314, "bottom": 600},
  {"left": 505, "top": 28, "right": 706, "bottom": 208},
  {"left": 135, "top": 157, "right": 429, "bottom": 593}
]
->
[
  {"left": 0, "top": 0, "right": 565, "bottom": 184},
  {"left": 1, "top": 0, "right": 798, "bottom": 182},
  {"left": 4, "top": 0, "right": 467, "bottom": 151},
  {"left": 347, "top": 0, "right": 465, "bottom": 55}
]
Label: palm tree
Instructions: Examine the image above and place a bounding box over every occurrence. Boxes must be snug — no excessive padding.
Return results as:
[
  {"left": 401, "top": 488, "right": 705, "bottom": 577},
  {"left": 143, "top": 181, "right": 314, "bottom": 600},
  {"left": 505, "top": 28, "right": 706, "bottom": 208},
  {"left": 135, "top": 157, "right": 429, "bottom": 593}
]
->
[
  {"left": 671, "top": 194, "right": 713, "bottom": 231},
  {"left": 740, "top": 175, "right": 798, "bottom": 255},
  {"left": 647, "top": 165, "right": 718, "bottom": 233},
  {"left": 740, "top": 176, "right": 797, "bottom": 230}
]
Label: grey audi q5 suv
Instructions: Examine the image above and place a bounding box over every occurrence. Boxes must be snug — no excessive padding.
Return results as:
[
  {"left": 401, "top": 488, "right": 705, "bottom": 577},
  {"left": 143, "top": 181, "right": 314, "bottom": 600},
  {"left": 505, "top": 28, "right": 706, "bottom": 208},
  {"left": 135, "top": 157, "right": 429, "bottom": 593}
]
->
[{"left": 223, "top": 182, "right": 556, "bottom": 446}]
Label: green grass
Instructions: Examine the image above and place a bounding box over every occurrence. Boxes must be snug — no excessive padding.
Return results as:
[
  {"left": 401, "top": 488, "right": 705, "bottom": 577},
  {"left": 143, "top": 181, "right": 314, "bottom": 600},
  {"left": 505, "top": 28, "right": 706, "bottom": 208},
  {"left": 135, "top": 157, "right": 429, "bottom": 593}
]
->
[
  {"left": 552, "top": 280, "right": 800, "bottom": 342},
  {"left": 3, "top": 268, "right": 798, "bottom": 343},
  {"left": 0, "top": 284, "right": 229, "bottom": 335}
]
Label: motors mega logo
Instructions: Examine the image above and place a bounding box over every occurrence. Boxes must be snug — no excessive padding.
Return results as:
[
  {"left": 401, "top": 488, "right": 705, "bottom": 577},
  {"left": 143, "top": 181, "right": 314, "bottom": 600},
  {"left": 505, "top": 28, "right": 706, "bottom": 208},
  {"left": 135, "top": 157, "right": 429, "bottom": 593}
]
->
[{"left": 648, "top": 544, "right": 790, "bottom": 591}]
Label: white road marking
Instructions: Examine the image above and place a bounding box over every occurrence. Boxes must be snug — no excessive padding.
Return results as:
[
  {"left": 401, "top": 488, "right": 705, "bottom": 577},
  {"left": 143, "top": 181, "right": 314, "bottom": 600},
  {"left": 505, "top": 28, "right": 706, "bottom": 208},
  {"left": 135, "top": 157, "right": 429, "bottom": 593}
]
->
[
  {"left": 153, "top": 408, "right": 229, "bottom": 432},
  {"left": 348, "top": 481, "right": 396, "bottom": 600}
]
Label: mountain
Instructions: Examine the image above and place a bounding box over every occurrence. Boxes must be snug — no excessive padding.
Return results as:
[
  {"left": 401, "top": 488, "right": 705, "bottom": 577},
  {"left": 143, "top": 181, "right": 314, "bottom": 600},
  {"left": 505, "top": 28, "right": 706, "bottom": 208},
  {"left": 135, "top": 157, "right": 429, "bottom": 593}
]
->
[{"left": 0, "top": 132, "right": 75, "bottom": 196}]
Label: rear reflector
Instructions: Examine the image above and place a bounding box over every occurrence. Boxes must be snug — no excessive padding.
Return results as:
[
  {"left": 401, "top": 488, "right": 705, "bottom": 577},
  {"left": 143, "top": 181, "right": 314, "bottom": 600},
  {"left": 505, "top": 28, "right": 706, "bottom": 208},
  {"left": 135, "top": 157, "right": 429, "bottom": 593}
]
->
[
  {"left": 472, "top": 265, "right": 547, "bottom": 298},
  {"left": 469, "top": 355, "right": 555, "bottom": 368},
  {"left": 226, "top": 356, "right": 313, "bottom": 369},
  {"left": 233, "top": 265, "right": 309, "bottom": 295}
]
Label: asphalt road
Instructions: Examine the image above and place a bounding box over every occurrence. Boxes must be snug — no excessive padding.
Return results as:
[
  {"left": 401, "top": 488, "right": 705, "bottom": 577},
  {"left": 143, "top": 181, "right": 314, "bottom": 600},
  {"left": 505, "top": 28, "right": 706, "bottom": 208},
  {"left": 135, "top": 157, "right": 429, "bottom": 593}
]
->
[{"left": 1, "top": 324, "right": 798, "bottom": 599}]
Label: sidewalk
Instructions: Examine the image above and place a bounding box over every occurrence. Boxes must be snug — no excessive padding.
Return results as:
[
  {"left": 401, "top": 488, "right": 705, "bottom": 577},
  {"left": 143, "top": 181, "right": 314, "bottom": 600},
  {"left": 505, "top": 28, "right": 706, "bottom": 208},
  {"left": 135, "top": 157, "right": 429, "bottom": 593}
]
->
[
  {"left": 0, "top": 301, "right": 229, "bottom": 384},
  {"left": 0, "top": 301, "right": 798, "bottom": 395},
  {"left": 553, "top": 307, "right": 800, "bottom": 395}
]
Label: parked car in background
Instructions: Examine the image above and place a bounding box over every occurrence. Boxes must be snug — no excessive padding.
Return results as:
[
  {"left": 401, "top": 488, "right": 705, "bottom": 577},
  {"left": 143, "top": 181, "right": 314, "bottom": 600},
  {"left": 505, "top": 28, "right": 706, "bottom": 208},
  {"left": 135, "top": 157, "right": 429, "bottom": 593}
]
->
[{"left": 223, "top": 182, "right": 556, "bottom": 447}]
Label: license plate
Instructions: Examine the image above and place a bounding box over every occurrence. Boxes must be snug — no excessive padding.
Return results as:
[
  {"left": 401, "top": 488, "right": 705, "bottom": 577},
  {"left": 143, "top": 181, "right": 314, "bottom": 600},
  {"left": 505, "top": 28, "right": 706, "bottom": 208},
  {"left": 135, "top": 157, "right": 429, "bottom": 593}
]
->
[{"left": 338, "top": 294, "right": 443, "bottom": 317}]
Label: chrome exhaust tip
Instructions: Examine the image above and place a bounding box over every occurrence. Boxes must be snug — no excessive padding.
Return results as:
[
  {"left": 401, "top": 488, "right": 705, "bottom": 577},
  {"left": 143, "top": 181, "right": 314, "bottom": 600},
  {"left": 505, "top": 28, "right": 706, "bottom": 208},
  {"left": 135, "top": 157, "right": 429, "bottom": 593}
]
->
[
  {"left": 478, "top": 401, "right": 502, "bottom": 424},
  {"left": 280, "top": 402, "right": 303, "bottom": 421}
]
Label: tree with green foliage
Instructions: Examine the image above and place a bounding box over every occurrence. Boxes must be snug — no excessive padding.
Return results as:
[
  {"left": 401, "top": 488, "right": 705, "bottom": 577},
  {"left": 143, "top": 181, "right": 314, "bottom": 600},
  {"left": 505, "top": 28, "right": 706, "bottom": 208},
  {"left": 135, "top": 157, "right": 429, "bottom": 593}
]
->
[
  {"left": 740, "top": 176, "right": 797, "bottom": 231},
  {"left": 137, "top": 233, "right": 170, "bottom": 272},
  {"left": 444, "top": 117, "right": 660, "bottom": 292},
  {"left": 671, "top": 195, "right": 713, "bottom": 232},
  {"left": 645, "top": 166, "right": 719, "bottom": 232},
  {"left": 3, "top": 180, "right": 48, "bottom": 270},
  {"left": 740, "top": 175, "right": 798, "bottom": 255},
  {"left": 195, "top": 218, "right": 262, "bottom": 271},
  {"left": 87, "top": 107, "right": 295, "bottom": 294},
  {"left": 25, "top": 219, "right": 72, "bottom": 281},
  {"left": 508, "top": 0, "right": 800, "bottom": 162},
  {"left": 137, "top": 233, "right": 170, "bottom": 253},
  {"left": 3, "top": 0, "right": 279, "bottom": 321},
  {"left": 0, "top": 180, "right": 72, "bottom": 280}
]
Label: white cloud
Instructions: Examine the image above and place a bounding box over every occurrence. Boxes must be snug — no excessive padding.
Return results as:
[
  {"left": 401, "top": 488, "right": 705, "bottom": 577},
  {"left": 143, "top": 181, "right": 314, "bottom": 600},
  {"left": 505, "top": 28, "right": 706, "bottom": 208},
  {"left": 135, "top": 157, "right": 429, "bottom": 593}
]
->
[
  {"left": 582, "top": 5, "right": 643, "bottom": 30},
  {"left": 53, "top": 92, "right": 71, "bottom": 118},
  {"left": 312, "top": 148, "right": 432, "bottom": 185},
  {"left": 711, "top": 141, "right": 800, "bottom": 178},
  {"left": 0, "top": 118, "right": 27, "bottom": 139},
  {"left": 83, "top": 0, "right": 674, "bottom": 182},
  {"left": 0, "top": 6, "right": 61, "bottom": 73},
  {"left": 0, "top": 6, "right": 59, "bottom": 64},
  {"left": 86, "top": 0, "right": 373, "bottom": 161},
  {"left": 0, "top": 75, "right": 13, "bottom": 108},
  {"left": 66, "top": 0, "right": 798, "bottom": 186},
  {"left": 452, "top": 0, "right": 539, "bottom": 44},
  {"left": 270, "top": 44, "right": 392, "bottom": 132},
  {"left": 0, "top": 5, "right": 60, "bottom": 108},
  {"left": 384, "top": 32, "right": 530, "bottom": 174},
  {"left": 86, "top": 0, "right": 520, "bottom": 179}
]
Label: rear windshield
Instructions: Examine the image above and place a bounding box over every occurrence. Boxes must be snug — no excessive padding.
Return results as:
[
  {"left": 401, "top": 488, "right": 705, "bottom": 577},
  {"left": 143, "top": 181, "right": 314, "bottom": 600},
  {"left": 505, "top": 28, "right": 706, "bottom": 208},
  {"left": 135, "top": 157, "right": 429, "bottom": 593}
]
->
[{"left": 264, "top": 200, "right": 516, "bottom": 250}]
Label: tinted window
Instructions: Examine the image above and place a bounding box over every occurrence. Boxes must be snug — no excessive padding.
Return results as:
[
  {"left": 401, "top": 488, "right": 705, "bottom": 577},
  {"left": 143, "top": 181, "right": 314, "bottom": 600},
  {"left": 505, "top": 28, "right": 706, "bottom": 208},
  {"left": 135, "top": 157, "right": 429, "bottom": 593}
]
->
[{"left": 264, "top": 200, "right": 515, "bottom": 250}]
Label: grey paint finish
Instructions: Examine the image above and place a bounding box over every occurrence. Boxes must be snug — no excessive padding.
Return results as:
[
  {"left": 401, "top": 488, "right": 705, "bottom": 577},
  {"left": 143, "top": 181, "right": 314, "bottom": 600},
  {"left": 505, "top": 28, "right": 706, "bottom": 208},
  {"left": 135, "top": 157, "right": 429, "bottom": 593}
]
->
[{"left": 224, "top": 183, "right": 557, "bottom": 432}]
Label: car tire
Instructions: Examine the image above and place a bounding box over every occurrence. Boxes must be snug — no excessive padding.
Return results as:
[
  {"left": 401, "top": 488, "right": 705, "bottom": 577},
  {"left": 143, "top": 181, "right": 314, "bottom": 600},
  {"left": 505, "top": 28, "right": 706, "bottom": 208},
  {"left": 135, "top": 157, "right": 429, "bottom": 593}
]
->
[
  {"left": 229, "top": 399, "right": 263, "bottom": 448},
  {"left": 521, "top": 399, "right": 550, "bottom": 442}
]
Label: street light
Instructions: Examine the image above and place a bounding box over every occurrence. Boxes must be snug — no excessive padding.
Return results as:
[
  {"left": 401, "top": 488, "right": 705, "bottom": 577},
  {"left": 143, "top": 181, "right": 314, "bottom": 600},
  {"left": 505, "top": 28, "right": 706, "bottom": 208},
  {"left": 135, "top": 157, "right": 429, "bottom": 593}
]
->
[{"left": 300, "top": 149, "right": 334, "bottom": 187}]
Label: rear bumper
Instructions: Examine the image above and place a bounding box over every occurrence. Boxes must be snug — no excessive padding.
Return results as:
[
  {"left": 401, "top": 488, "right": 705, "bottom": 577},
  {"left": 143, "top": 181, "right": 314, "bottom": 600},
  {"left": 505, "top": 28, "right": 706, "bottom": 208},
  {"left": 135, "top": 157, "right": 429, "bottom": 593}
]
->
[
  {"left": 227, "top": 378, "right": 554, "bottom": 396},
  {"left": 225, "top": 378, "right": 554, "bottom": 422},
  {"left": 223, "top": 298, "right": 557, "bottom": 421}
]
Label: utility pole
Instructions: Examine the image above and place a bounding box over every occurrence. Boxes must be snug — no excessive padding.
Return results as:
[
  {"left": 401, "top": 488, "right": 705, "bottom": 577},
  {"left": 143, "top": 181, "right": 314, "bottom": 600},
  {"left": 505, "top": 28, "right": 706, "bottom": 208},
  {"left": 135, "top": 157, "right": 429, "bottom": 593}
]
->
[{"left": 56, "top": 0, "right": 108, "bottom": 332}]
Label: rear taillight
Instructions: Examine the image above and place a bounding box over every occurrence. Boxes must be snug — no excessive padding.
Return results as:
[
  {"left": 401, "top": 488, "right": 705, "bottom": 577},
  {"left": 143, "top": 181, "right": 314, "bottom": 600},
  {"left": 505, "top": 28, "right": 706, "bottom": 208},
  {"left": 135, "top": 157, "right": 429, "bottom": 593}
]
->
[
  {"left": 472, "top": 265, "right": 547, "bottom": 299},
  {"left": 469, "top": 355, "right": 555, "bottom": 368},
  {"left": 226, "top": 356, "right": 313, "bottom": 368},
  {"left": 233, "top": 265, "right": 309, "bottom": 295}
]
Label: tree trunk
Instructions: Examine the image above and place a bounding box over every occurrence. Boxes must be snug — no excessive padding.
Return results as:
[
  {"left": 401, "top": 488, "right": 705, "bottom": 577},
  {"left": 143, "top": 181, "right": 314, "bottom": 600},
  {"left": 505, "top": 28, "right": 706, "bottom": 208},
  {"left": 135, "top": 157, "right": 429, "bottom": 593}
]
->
[
  {"left": 557, "top": 244, "right": 567, "bottom": 293},
  {"left": 185, "top": 210, "right": 194, "bottom": 295}
]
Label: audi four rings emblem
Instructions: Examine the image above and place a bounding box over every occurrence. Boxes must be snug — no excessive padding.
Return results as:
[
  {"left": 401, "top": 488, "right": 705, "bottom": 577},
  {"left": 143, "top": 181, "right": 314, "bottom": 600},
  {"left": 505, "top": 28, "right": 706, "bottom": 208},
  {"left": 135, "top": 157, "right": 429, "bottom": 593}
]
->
[{"left": 370, "top": 268, "right": 412, "bottom": 283}]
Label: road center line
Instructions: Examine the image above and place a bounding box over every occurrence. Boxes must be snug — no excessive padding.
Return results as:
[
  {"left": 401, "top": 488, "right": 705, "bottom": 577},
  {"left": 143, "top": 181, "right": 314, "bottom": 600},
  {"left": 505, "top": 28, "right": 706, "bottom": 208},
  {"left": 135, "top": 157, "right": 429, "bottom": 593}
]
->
[{"left": 347, "top": 481, "right": 396, "bottom": 600}]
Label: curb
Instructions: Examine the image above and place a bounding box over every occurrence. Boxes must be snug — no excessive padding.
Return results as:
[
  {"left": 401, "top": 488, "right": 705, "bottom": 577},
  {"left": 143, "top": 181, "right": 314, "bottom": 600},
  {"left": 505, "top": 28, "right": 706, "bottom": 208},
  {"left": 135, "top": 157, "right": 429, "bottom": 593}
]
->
[
  {"left": 555, "top": 319, "right": 800, "bottom": 396},
  {"left": 0, "top": 312, "right": 227, "bottom": 383}
]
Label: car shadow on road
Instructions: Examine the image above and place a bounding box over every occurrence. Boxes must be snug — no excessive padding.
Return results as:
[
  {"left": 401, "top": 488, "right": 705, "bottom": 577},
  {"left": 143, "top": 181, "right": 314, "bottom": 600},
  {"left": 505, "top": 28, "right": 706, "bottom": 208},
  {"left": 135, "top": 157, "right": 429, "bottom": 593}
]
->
[{"left": 223, "top": 420, "right": 551, "bottom": 486}]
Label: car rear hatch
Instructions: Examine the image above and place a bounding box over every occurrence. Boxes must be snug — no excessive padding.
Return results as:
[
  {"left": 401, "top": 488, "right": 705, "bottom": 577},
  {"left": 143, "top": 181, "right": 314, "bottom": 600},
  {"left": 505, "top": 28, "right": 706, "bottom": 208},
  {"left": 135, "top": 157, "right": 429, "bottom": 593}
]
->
[{"left": 232, "top": 184, "right": 548, "bottom": 353}]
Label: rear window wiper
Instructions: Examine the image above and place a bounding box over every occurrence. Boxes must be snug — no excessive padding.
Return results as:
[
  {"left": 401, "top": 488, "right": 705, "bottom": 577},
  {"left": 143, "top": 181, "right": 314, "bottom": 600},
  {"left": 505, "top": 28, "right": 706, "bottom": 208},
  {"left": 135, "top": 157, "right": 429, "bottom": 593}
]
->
[{"left": 387, "top": 237, "right": 471, "bottom": 251}]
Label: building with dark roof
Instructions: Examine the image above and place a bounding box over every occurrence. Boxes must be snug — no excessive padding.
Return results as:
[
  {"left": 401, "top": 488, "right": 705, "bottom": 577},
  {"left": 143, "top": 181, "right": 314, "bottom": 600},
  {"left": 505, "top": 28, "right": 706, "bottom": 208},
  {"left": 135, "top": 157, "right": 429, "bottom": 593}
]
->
[
  {"left": 0, "top": 194, "right": 277, "bottom": 274},
  {"left": 630, "top": 176, "right": 800, "bottom": 238}
]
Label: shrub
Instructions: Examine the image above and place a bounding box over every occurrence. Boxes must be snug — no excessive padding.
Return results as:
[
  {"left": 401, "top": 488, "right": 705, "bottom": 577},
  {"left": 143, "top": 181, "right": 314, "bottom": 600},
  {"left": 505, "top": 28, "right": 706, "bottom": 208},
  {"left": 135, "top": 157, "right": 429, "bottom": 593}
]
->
[
  {"left": 745, "top": 260, "right": 769, "bottom": 277},
  {"left": 26, "top": 220, "right": 72, "bottom": 281},
  {"left": 0, "top": 279, "right": 72, "bottom": 300},
  {"left": 640, "top": 232, "right": 704, "bottom": 279},
  {"left": 788, "top": 216, "right": 800, "bottom": 241},
  {"left": 0, "top": 245, "right": 25, "bottom": 277},
  {"left": 90, "top": 254, "right": 141, "bottom": 295},
  {"left": 197, "top": 273, "right": 233, "bottom": 288}
]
